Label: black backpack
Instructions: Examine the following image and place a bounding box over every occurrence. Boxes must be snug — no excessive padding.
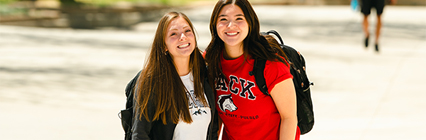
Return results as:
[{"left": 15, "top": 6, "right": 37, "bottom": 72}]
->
[
  {"left": 253, "top": 30, "right": 314, "bottom": 134},
  {"left": 119, "top": 71, "right": 140, "bottom": 140}
]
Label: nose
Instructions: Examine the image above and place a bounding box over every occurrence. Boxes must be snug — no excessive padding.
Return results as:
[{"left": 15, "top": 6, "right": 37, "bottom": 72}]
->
[
  {"left": 227, "top": 20, "right": 235, "bottom": 28},
  {"left": 179, "top": 32, "right": 187, "bottom": 41}
]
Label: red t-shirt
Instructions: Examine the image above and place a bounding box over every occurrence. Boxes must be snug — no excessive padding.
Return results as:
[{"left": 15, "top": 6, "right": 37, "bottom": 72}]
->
[{"left": 216, "top": 54, "right": 300, "bottom": 140}]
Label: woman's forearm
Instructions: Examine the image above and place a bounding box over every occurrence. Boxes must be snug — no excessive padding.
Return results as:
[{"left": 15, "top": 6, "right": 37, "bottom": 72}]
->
[{"left": 279, "top": 117, "right": 297, "bottom": 140}]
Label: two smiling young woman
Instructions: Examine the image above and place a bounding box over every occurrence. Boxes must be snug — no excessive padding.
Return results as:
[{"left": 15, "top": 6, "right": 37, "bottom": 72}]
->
[{"left": 131, "top": 0, "right": 299, "bottom": 140}]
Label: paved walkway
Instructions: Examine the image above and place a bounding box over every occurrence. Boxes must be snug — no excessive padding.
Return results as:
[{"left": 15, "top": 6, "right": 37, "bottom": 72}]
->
[{"left": 0, "top": 5, "right": 425, "bottom": 140}]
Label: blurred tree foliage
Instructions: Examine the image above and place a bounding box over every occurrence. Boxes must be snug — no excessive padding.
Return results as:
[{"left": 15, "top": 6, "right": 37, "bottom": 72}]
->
[
  {"left": 0, "top": 0, "right": 195, "bottom": 6},
  {"left": 74, "top": 0, "right": 191, "bottom": 6},
  {"left": 0, "top": 0, "right": 18, "bottom": 4}
]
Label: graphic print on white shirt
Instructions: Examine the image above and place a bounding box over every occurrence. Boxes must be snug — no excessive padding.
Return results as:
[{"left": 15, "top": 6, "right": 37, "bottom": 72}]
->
[
  {"left": 187, "top": 89, "right": 209, "bottom": 115},
  {"left": 173, "top": 72, "right": 211, "bottom": 140}
]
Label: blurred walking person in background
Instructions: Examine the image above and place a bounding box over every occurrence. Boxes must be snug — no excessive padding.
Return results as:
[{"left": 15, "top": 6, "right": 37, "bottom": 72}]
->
[{"left": 360, "top": 0, "right": 397, "bottom": 52}]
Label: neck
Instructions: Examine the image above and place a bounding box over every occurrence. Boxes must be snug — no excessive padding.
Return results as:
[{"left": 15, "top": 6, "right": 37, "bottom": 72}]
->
[
  {"left": 223, "top": 43, "right": 244, "bottom": 59},
  {"left": 174, "top": 57, "right": 191, "bottom": 76}
]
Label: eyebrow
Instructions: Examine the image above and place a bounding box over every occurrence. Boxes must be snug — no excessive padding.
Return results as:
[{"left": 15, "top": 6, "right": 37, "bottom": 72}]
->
[
  {"left": 169, "top": 25, "right": 190, "bottom": 31},
  {"left": 218, "top": 14, "right": 244, "bottom": 17}
]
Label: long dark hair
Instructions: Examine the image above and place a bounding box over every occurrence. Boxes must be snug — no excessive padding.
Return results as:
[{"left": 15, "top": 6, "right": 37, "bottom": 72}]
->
[
  {"left": 204, "top": 0, "right": 288, "bottom": 86},
  {"left": 135, "top": 12, "right": 207, "bottom": 124}
]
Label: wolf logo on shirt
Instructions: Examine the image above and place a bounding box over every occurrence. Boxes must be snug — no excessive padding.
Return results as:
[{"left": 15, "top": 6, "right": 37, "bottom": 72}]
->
[{"left": 218, "top": 94, "right": 238, "bottom": 112}]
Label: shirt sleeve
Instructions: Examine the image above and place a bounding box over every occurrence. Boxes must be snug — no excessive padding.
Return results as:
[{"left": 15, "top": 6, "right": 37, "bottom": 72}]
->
[{"left": 263, "top": 60, "right": 293, "bottom": 94}]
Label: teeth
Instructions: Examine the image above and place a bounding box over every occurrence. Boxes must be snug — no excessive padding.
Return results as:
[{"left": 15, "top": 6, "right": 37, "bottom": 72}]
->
[
  {"left": 226, "top": 32, "right": 237, "bottom": 35},
  {"left": 178, "top": 43, "right": 189, "bottom": 48}
]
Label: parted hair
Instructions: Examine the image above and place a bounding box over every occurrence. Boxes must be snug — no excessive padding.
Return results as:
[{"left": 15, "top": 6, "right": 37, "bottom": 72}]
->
[
  {"left": 135, "top": 12, "right": 207, "bottom": 124},
  {"left": 204, "top": 0, "right": 289, "bottom": 86}
]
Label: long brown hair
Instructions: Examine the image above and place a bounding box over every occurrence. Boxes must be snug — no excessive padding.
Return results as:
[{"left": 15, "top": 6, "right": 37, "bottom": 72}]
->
[
  {"left": 135, "top": 12, "right": 207, "bottom": 124},
  {"left": 205, "top": 0, "right": 288, "bottom": 86}
]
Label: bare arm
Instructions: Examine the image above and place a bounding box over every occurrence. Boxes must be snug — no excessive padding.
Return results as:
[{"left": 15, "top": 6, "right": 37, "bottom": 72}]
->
[{"left": 270, "top": 78, "right": 297, "bottom": 140}]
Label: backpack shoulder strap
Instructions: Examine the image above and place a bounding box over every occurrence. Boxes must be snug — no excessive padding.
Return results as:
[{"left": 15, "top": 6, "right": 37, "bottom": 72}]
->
[
  {"left": 252, "top": 59, "right": 269, "bottom": 96},
  {"left": 254, "top": 29, "right": 283, "bottom": 96},
  {"left": 125, "top": 71, "right": 141, "bottom": 108},
  {"left": 266, "top": 30, "right": 284, "bottom": 45}
]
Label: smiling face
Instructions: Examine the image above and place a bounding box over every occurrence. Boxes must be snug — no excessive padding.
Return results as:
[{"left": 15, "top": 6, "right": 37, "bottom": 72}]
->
[
  {"left": 216, "top": 4, "right": 249, "bottom": 49},
  {"left": 165, "top": 16, "right": 196, "bottom": 60}
]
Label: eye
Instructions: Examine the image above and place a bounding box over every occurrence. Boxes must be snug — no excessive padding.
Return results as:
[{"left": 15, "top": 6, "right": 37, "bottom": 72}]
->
[
  {"left": 236, "top": 17, "right": 244, "bottom": 20},
  {"left": 219, "top": 18, "right": 227, "bottom": 21},
  {"left": 170, "top": 33, "right": 176, "bottom": 36},
  {"left": 185, "top": 29, "right": 191, "bottom": 33}
]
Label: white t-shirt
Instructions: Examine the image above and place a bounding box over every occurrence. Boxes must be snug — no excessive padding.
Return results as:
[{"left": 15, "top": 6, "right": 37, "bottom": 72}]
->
[{"left": 173, "top": 72, "right": 211, "bottom": 140}]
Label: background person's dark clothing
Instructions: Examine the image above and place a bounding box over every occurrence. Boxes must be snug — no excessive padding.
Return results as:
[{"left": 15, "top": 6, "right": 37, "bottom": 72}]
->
[{"left": 361, "top": 0, "right": 385, "bottom": 15}]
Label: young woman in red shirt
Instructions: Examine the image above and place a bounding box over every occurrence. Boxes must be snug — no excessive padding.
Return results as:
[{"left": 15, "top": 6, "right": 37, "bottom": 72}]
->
[{"left": 204, "top": 0, "right": 300, "bottom": 140}]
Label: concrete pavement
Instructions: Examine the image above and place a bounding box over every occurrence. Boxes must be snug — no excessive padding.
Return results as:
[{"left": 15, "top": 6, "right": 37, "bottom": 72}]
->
[{"left": 0, "top": 5, "right": 425, "bottom": 140}]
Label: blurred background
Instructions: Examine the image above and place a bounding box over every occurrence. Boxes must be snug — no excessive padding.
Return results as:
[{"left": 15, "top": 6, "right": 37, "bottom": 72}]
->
[
  {"left": 1, "top": 0, "right": 425, "bottom": 140},
  {"left": 0, "top": 0, "right": 425, "bottom": 29}
]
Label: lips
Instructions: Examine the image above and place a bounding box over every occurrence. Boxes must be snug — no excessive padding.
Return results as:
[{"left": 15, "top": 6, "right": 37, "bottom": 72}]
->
[
  {"left": 178, "top": 43, "right": 190, "bottom": 49},
  {"left": 225, "top": 31, "right": 239, "bottom": 36}
]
